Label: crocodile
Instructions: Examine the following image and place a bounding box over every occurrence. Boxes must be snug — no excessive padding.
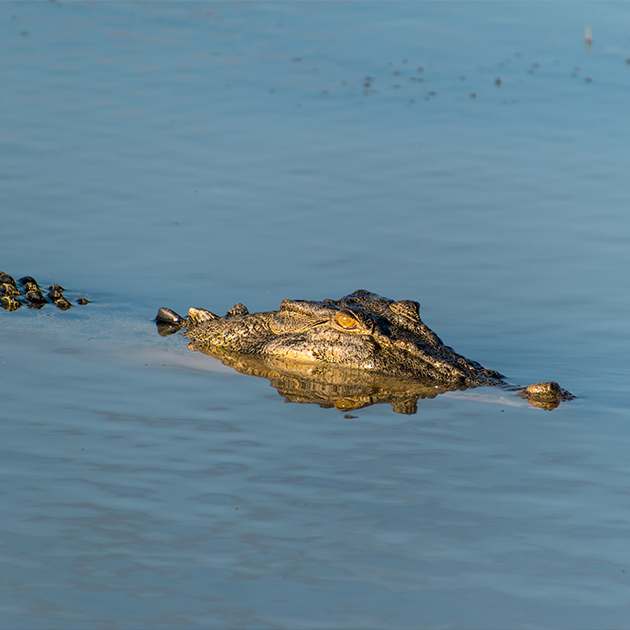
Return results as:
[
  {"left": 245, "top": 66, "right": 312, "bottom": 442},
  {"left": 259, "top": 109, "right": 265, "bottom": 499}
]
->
[
  {"left": 156, "top": 289, "right": 574, "bottom": 411},
  {"left": 0, "top": 272, "right": 89, "bottom": 311}
]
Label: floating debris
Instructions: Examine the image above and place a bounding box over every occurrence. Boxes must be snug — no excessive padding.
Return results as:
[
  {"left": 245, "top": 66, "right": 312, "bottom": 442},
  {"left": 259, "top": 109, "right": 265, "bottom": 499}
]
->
[{"left": 585, "top": 25, "right": 592, "bottom": 44}]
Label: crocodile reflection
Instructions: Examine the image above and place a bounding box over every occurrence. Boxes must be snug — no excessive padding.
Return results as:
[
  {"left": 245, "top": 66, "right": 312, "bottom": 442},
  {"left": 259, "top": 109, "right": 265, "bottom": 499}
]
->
[
  {"left": 157, "top": 290, "right": 574, "bottom": 411},
  {"left": 189, "top": 343, "right": 477, "bottom": 414}
]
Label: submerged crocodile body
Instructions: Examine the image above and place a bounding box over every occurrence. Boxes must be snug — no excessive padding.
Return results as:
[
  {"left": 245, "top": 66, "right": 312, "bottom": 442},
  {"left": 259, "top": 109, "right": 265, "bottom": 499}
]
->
[
  {"left": 156, "top": 289, "right": 574, "bottom": 411},
  {"left": 0, "top": 272, "right": 88, "bottom": 311}
]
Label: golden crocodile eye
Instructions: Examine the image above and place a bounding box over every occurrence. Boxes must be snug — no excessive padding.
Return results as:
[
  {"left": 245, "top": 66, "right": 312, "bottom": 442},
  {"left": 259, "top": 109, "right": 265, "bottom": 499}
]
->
[{"left": 336, "top": 311, "right": 358, "bottom": 329}]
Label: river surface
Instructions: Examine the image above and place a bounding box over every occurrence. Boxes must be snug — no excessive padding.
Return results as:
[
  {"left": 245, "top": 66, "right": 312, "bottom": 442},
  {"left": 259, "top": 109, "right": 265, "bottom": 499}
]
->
[{"left": 2, "top": 2, "right": 630, "bottom": 628}]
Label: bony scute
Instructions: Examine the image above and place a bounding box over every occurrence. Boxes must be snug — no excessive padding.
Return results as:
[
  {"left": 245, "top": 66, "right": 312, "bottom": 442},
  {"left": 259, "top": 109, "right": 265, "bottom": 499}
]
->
[{"left": 0, "top": 273, "right": 89, "bottom": 311}]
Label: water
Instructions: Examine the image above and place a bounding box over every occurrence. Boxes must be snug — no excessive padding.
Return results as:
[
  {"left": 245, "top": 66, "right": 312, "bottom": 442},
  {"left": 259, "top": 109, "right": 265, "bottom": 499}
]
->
[{"left": 2, "top": 2, "right": 630, "bottom": 627}]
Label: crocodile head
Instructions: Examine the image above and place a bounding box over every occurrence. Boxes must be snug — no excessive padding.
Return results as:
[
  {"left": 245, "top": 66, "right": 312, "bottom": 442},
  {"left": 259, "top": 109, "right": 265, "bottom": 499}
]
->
[
  {"left": 157, "top": 289, "right": 574, "bottom": 410},
  {"left": 174, "top": 290, "right": 504, "bottom": 387}
]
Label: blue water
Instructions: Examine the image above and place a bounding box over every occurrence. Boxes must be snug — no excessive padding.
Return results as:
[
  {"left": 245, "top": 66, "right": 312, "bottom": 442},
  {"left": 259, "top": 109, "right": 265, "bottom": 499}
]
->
[{"left": 2, "top": 2, "right": 630, "bottom": 628}]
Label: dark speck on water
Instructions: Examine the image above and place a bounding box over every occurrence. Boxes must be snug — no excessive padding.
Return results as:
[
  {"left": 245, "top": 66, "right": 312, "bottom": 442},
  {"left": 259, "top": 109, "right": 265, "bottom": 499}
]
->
[{"left": 2, "top": 2, "right": 630, "bottom": 628}]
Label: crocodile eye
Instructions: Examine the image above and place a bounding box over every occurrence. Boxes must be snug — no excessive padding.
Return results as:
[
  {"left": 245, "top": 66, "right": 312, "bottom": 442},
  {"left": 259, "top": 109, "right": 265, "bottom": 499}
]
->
[{"left": 336, "top": 311, "right": 358, "bottom": 329}]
